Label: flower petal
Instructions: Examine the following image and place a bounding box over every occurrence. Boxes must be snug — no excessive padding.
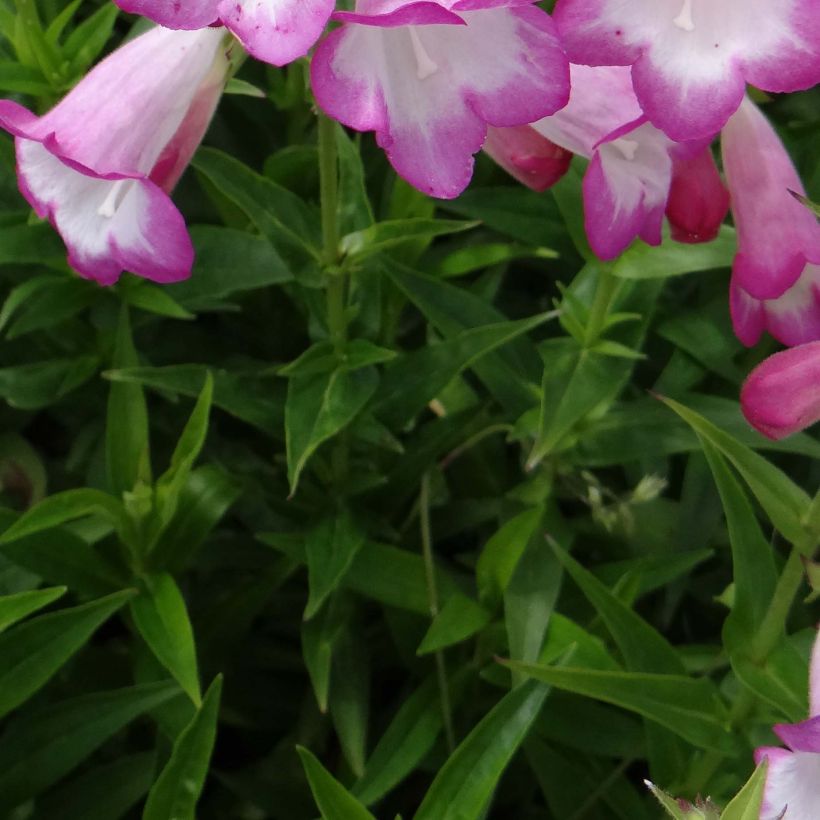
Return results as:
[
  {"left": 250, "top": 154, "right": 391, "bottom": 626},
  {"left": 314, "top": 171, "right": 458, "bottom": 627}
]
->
[
  {"left": 219, "top": 0, "right": 335, "bottom": 66},
  {"left": 722, "top": 98, "right": 820, "bottom": 300},
  {"left": 311, "top": 4, "right": 569, "bottom": 198},
  {"left": 483, "top": 125, "right": 571, "bottom": 191},
  {"left": 740, "top": 340, "right": 820, "bottom": 440},
  {"left": 114, "top": 0, "right": 220, "bottom": 29},
  {"left": 731, "top": 266, "right": 820, "bottom": 349},
  {"left": 18, "top": 139, "right": 193, "bottom": 285},
  {"left": 582, "top": 120, "right": 672, "bottom": 259},
  {"left": 665, "top": 146, "right": 729, "bottom": 244},
  {"left": 553, "top": 0, "right": 820, "bottom": 140},
  {"left": 755, "top": 746, "right": 820, "bottom": 820}
]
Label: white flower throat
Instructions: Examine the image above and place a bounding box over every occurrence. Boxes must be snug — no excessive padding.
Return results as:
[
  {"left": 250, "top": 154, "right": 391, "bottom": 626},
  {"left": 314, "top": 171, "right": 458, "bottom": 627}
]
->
[
  {"left": 673, "top": 0, "right": 695, "bottom": 31},
  {"left": 97, "top": 179, "right": 133, "bottom": 218},
  {"left": 408, "top": 27, "right": 438, "bottom": 80}
]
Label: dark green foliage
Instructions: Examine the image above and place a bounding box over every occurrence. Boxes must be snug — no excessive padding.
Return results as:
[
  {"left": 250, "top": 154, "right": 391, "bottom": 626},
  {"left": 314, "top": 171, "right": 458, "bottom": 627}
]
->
[{"left": 0, "top": 4, "right": 816, "bottom": 819}]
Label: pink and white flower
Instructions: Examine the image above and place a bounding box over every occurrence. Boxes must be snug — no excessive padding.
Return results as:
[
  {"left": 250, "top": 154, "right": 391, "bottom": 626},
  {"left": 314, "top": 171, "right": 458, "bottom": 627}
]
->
[
  {"left": 722, "top": 97, "right": 820, "bottom": 346},
  {"left": 552, "top": 0, "right": 820, "bottom": 141},
  {"left": 483, "top": 125, "right": 572, "bottom": 192},
  {"left": 0, "top": 26, "right": 229, "bottom": 285},
  {"left": 310, "top": 0, "right": 571, "bottom": 199},
  {"left": 114, "top": 0, "right": 335, "bottom": 67},
  {"left": 755, "top": 626, "right": 820, "bottom": 815},
  {"left": 530, "top": 64, "right": 710, "bottom": 260}
]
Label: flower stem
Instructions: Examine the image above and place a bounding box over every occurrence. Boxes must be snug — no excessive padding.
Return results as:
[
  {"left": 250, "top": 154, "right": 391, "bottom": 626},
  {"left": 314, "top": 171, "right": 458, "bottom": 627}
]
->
[
  {"left": 420, "top": 472, "right": 456, "bottom": 753},
  {"left": 318, "top": 112, "right": 346, "bottom": 357},
  {"left": 583, "top": 265, "right": 619, "bottom": 347}
]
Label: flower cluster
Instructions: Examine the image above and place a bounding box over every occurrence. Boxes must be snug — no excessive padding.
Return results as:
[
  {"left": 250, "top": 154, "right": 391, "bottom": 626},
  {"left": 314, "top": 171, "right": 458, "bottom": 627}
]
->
[{"left": 0, "top": 1, "right": 817, "bottom": 433}]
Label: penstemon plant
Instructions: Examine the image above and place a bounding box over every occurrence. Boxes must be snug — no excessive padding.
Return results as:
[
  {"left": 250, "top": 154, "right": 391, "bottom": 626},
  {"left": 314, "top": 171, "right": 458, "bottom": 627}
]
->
[{"left": 0, "top": 1, "right": 815, "bottom": 819}]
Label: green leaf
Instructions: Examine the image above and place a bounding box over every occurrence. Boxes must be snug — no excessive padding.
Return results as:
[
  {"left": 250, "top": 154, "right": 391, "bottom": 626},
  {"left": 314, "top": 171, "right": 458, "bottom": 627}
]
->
[
  {"left": 0, "top": 356, "right": 100, "bottom": 410},
  {"left": 123, "top": 282, "right": 194, "bottom": 320},
  {"left": 503, "top": 662, "right": 730, "bottom": 751},
  {"left": 329, "top": 626, "right": 370, "bottom": 777},
  {"left": 260, "top": 536, "right": 460, "bottom": 616},
  {"left": 151, "top": 373, "right": 213, "bottom": 537},
  {"left": 32, "top": 752, "right": 156, "bottom": 820},
  {"left": 612, "top": 226, "right": 736, "bottom": 279},
  {"left": 44, "top": 0, "right": 82, "bottom": 44},
  {"left": 703, "top": 441, "right": 777, "bottom": 639},
  {"left": 0, "top": 60, "right": 52, "bottom": 95},
  {"left": 64, "top": 3, "right": 119, "bottom": 74},
  {"left": 416, "top": 593, "right": 491, "bottom": 655},
  {"left": 0, "top": 275, "right": 96, "bottom": 339},
  {"left": 302, "top": 605, "right": 339, "bottom": 712},
  {"left": 0, "top": 223, "right": 65, "bottom": 267},
  {"left": 0, "top": 681, "right": 178, "bottom": 810},
  {"left": 131, "top": 573, "right": 201, "bottom": 705},
  {"left": 0, "top": 590, "right": 134, "bottom": 719},
  {"left": 286, "top": 366, "right": 378, "bottom": 495},
  {"left": 528, "top": 341, "right": 631, "bottom": 465},
  {"left": 143, "top": 675, "right": 222, "bottom": 820},
  {"left": 336, "top": 126, "right": 374, "bottom": 235},
  {"left": 107, "top": 305, "right": 150, "bottom": 497},
  {"left": 192, "top": 148, "right": 321, "bottom": 269},
  {"left": 353, "top": 678, "right": 443, "bottom": 805},
  {"left": 167, "top": 226, "right": 293, "bottom": 307},
  {"left": 720, "top": 761, "right": 767, "bottom": 820},
  {"left": 658, "top": 395, "right": 812, "bottom": 548},
  {"left": 297, "top": 746, "right": 377, "bottom": 820},
  {"left": 504, "top": 528, "right": 562, "bottom": 667},
  {"left": 0, "top": 585, "right": 65, "bottom": 632},
  {"left": 150, "top": 465, "right": 242, "bottom": 574},
  {"left": 105, "top": 364, "right": 283, "bottom": 438},
  {"left": 443, "top": 185, "right": 566, "bottom": 249},
  {"left": 414, "top": 679, "right": 548, "bottom": 820},
  {"left": 645, "top": 781, "right": 693, "bottom": 819},
  {"left": 305, "top": 511, "right": 365, "bottom": 620},
  {"left": 553, "top": 545, "right": 683, "bottom": 673},
  {"left": 0, "top": 511, "right": 124, "bottom": 596},
  {"left": 341, "top": 219, "right": 478, "bottom": 260},
  {"left": 476, "top": 507, "right": 542, "bottom": 607},
  {"left": 0, "top": 488, "right": 126, "bottom": 545},
  {"left": 224, "top": 77, "right": 266, "bottom": 97},
  {"left": 385, "top": 263, "right": 540, "bottom": 416},
  {"left": 375, "top": 312, "right": 556, "bottom": 428}
]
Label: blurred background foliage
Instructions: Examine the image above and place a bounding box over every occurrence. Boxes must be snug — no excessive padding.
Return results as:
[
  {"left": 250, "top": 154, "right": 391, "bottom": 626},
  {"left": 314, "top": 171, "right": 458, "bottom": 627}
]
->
[{"left": 0, "top": 3, "right": 817, "bottom": 819}]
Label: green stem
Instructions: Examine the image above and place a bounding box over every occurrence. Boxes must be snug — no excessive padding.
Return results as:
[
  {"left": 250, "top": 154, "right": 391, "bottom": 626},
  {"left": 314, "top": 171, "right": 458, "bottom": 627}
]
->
[
  {"left": 750, "top": 547, "right": 805, "bottom": 662},
  {"left": 583, "top": 265, "right": 619, "bottom": 347},
  {"left": 318, "top": 112, "right": 340, "bottom": 270},
  {"left": 420, "top": 472, "right": 456, "bottom": 753},
  {"left": 318, "top": 112, "right": 346, "bottom": 357}
]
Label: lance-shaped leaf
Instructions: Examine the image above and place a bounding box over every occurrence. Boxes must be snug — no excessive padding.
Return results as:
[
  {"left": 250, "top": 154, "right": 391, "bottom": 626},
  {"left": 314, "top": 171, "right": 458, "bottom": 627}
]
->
[
  {"left": 414, "top": 679, "right": 548, "bottom": 820},
  {"left": 297, "top": 746, "right": 376, "bottom": 820},
  {"left": 143, "top": 675, "right": 222, "bottom": 820},
  {"left": 0, "top": 590, "right": 134, "bottom": 719}
]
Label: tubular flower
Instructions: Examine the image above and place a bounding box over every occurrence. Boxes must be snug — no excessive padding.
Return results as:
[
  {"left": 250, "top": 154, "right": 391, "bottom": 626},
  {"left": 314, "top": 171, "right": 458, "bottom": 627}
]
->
[
  {"left": 310, "top": 0, "right": 571, "bottom": 199},
  {"left": 741, "top": 342, "right": 820, "bottom": 440},
  {"left": 483, "top": 125, "right": 572, "bottom": 192},
  {"left": 665, "top": 147, "right": 729, "bottom": 244},
  {"left": 0, "top": 26, "right": 229, "bottom": 285},
  {"left": 552, "top": 0, "right": 820, "bottom": 141},
  {"left": 114, "top": 0, "right": 335, "bottom": 66},
  {"left": 722, "top": 97, "right": 820, "bottom": 346},
  {"left": 755, "top": 627, "right": 820, "bottom": 815},
  {"left": 530, "top": 64, "right": 709, "bottom": 260}
]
